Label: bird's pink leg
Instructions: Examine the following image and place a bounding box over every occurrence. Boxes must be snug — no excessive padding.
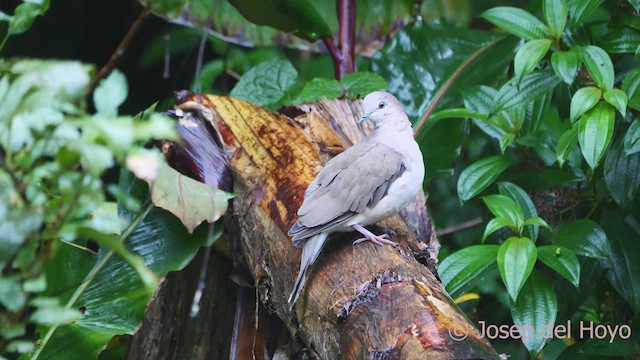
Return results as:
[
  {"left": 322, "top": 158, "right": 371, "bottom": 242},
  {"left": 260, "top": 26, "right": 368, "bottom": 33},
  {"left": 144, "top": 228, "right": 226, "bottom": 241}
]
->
[{"left": 351, "top": 224, "right": 398, "bottom": 246}]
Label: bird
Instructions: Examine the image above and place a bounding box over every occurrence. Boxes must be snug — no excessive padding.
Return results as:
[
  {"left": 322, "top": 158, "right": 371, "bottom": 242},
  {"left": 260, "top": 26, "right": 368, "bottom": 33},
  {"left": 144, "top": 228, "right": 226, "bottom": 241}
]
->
[{"left": 287, "top": 91, "right": 425, "bottom": 309}]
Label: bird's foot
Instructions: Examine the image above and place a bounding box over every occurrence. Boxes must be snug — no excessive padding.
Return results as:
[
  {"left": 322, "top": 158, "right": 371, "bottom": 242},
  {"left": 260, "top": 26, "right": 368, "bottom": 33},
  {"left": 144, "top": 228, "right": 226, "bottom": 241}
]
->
[{"left": 351, "top": 224, "right": 398, "bottom": 247}]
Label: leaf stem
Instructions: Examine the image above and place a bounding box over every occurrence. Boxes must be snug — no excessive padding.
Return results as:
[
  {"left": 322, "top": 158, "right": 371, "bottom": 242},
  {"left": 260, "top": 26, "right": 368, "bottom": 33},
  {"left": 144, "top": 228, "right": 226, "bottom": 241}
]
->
[
  {"left": 31, "top": 202, "right": 153, "bottom": 360},
  {"left": 324, "top": 0, "right": 356, "bottom": 80},
  {"left": 414, "top": 38, "right": 501, "bottom": 138}
]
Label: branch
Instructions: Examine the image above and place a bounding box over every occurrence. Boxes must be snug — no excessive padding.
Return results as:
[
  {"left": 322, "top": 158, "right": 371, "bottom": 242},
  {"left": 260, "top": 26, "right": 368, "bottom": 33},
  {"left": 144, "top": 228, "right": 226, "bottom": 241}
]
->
[
  {"left": 325, "top": 0, "right": 357, "bottom": 80},
  {"left": 87, "top": 5, "right": 150, "bottom": 96}
]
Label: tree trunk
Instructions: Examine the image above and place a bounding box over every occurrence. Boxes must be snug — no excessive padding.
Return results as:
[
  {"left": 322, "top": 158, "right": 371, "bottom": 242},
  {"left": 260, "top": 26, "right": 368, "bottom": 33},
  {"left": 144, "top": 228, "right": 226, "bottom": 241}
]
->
[{"left": 170, "top": 94, "right": 499, "bottom": 359}]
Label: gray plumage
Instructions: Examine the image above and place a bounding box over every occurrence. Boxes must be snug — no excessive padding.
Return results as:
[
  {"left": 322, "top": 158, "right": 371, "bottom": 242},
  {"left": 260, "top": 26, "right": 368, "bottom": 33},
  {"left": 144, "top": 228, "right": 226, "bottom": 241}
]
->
[{"left": 288, "top": 91, "right": 425, "bottom": 309}]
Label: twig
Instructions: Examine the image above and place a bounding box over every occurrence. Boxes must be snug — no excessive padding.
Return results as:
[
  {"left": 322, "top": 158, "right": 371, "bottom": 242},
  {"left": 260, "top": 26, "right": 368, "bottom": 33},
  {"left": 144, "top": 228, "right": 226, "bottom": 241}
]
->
[
  {"left": 324, "top": 0, "right": 356, "bottom": 80},
  {"left": 437, "top": 218, "right": 483, "bottom": 236},
  {"left": 87, "top": 5, "right": 150, "bottom": 96}
]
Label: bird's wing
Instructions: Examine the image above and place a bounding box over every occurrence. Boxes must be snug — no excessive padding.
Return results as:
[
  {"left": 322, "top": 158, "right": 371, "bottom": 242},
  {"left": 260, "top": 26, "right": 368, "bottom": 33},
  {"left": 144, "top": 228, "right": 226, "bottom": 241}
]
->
[{"left": 289, "top": 140, "right": 404, "bottom": 243}]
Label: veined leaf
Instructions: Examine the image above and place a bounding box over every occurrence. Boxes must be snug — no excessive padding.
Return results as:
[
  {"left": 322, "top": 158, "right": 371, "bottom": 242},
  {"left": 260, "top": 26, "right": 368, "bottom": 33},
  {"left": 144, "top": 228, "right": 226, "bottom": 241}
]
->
[
  {"left": 551, "top": 49, "right": 580, "bottom": 84},
  {"left": 439, "top": 245, "right": 500, "bottom": 299},
  {"left": 570, "top": 86, "right": 601, "bottom": 122},
  {"left": 514, "top": 39, "right": 552, "bottom": 85},
  {"left": 556, "top": 125, "right": 579, "bottom": 166},
  {"left": 553, "top": 220, "right": 611, "bottom": 261},
  {"left": 230, "top": 58, "right": 297, "bottom": 109},
  {"left": 577, "top": 102, "right": 615, "bottom": 169},
  {"left": 511, "top": 272, "right": 557, "bottom": 358},
  {"left": 491, "top": 71, "right": 561, "bottom": 113},
  {"left": 483, "top": 195, "right": 525, "bottom": 233},
  {"left": 603, "top": 88, "right": 627, "bottom": 117},
  {"left": 499, "top": 182, "right": 543, "bottom": 242},
  {"left": 482, "top": 217, "right": 515, "bottom": 242},
  {"left": 624, "top": 119, "right": 640, "bottom": 156},
  {"left": 538, "top": 245, "right": 580, "bottom": 287},
  {"left": 568, "top": 0, "right": 604, "bottom": 29},
  {"left": 497, "top": 237, "right": 537, "bottom": 301},
  {"left": 481, "top": 7, "right": 548, "bottom": 40},
  {"left": 604, "top": 137, "right": 640, "bottom": 208},
  {"left": 457, "top": 155, "right": 511, "bottom": 203},
  {"left": 543, "top": 0, "right": 568, "bottom": 39},
  {"left": 580, "top": 45, "right": 615, "bottom": 90}
]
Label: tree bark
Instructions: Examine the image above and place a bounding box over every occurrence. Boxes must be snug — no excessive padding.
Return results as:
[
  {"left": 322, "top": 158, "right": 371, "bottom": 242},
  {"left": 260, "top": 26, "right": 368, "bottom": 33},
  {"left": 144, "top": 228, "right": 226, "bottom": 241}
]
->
[{"left": 172, "top": 94, "right": 499, "bottom": 359}]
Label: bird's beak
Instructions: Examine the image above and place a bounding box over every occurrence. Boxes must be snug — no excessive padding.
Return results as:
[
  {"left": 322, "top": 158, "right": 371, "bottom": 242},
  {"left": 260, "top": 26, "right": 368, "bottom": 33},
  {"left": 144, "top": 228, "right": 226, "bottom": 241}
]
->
[{"left": 358, "top": 112, "right": 372, "bottom": 125}]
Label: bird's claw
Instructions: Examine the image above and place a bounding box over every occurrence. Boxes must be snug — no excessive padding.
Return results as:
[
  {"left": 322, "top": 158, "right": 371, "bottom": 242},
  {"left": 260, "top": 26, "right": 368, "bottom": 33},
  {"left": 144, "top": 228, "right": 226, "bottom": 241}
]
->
[{"left": 352, "top": 233, "right": 398, "bottom": 247}]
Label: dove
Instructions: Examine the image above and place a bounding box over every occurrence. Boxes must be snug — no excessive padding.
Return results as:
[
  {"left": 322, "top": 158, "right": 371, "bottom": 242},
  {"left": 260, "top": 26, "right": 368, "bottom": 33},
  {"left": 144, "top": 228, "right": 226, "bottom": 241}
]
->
[{"left": 287, "top": 91, "right": 425, "bottom": 309}]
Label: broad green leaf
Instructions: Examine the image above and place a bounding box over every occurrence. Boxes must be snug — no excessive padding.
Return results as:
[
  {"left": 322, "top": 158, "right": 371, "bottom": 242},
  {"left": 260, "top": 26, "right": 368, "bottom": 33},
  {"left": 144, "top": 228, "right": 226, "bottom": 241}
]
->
[
  {"left": 8, "top": 1, "right": 49, "bottom": 35},
  {"left": 543, "top": 0, "right": 568, "bottom": 39},
  {"left": 425, "top": 108, "right": 487, "bottom": 123},
  {"left": 482, "top": 195, "right": 525, "bottom": 233},
  {"left": 482, "top": 217, "right": 514, "bottom": 242},
  {"left": 523, "top": 216, "right": 550, "bottom": 228},
  {"left": 481, "top": 7, "right": 548, "bottom": 41},
  {"left": 603, "top": 88, "right": 627, "bottom": 117},
  {"left": 523, "top": 91, "right": 552, "bottom": 134},
  {"left": 463, "top": 85, "right": 496, "bottom": 115},
  {"left": 578, "top": 102, "right": 615, "bottom": 169},
  {"left": 604, "top": 137, "right": 640, "bottom": 208},
  {"left": 491, "top": 71, "right": 561, "bottom": 113},
  {"left": 570, "top": 86, "right": 601, "bottom": 122},
  {"left": 457, "top": 155, "right": 510, "bottom": 203},
  {"left": 498, "top": 182, "right": 542, "bottom": 242},
  {"left": 551, "top": 49, "right": 580, "bottom": 84},
  {"left": 556, "top": 125, "right": 579, "bottom": 166},
  {"left": 624, "top": 119, "right": 640, "bottom": 155},
  {"left": 284, "top": 78, "right": 342, "bottom": 105},
  {"left": 419, "top": 118, "right": 465, "bottom": 180},
  {"left": 514, "top": 39, "right": 552, "bottom": 85},
  {"left": 439, "top": 245, "right": 500, "bottom": 299},
  {"left": 373, "top": 22, "right": 516, "bottom": 122},
  {"left": 228, "top": 0, "right": 331, "bottom": 41},
  {"left": 601, "top": 28, "right": 640, "bottom": 54},
  {"left": 230, "top": 58, "right": 297, "bottom": 109},
  {"left": 600, "top": 213, "right": 640, "bottom": 313},
  {"left": 143, "top": 161, "right": 231, "bottom": 234},
  {"left": 622, "top": 68, "right": 640, "bottom": 109},
  {"left": 553, "top": 220, "right": 611, "bottom": 261},
  {"left": 538, "top": 245, "right": 580, "bottom": 287},
  {"left": 511, "top": 272, "right": 557, "bottom": 357},
  {"left": 93, "top": 70, "right": 127, "bottom": 117},
  {"left": 497, "top": 237, "right": 537, "bottom": 301},
  {"left": 340, "top": 72, "right": 387, "bottom": 99},
  {"left": 580, "top": 45, "right": 615, "bottom": 90},
  {"left": 568, "top": 0, "right": 604, "bottom": 29}
]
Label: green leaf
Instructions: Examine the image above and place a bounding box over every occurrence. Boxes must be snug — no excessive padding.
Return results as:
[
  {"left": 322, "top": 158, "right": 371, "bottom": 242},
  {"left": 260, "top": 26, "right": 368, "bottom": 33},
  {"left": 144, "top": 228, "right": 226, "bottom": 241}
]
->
[
  {"left": 543, "top": 0, "right": 568, "bottom": 39},
  {"left": 580, "top": 45, "right": 615, "bottom": 90},
  {"left": 482, "top": 195, "right": 525, "bottom": 233},
  {"left": 538, "top": 245, "right": 580, "bottom": 287},
  {"left": 438, "top": 245, "right": 500, "bottom": 299},
  {"left": 604, "top": 136, "right": 640, "bottom": 208},
  {"left": 463, "top": 85, "right": 496, "bottom": 114},
  {"left": 227, "top": 0, "right": 331, "bottom": 41},
  {"left": 491, "top": 71, "right": 562, "bottom": 113},
  {"left": 556, "top": 125, "right": 579, "bottom": 166},
  {"left": 482, "top": 217, "right": 514, "bottom": 242},
  {"left": 8, "top": 1, "right": 49, "bottom": 35},
  {"left": 284, "top": 78, "right": 342, "bottom": 105},
  {"left": 577, "top": 102, "right": 615, "bottom": 169},
  {"left": 622, "top": 68, "right": 640, "bottom": 109},
  {"left": 523, "top": 216, "right": 550, "bottom": 228},
  {"left": 553, "top": 220, "right": 611, "bottom": 261},
  {"left": 481, "top": 7, "right": 548, "bottom": 41},
  {"left": 600, "top": 213, "right": 640, "bottom": 313},
  {"left": 230, "top": 58, "right": 297, "bottom": 109},
  {"left": 568, "top": 0, "right": 604, "bottom": 29},
  {"left": 93, "top": 70, "right": 127, "bottom": 117},
  {"left": 0, "top": 275, "right": 26, "bottom": 312},
  {"left": 340, "top": 72, "right": 387, "bottom": 99},
  {"left": 497, "top": 237, "right": 537, "bottom": 301},
  {"left": 623, "top": 119, "right": 640, "bottom": 155},
  {"left": 139, "top": 160, "right": 231, "bottom": 234},
  {"left": 514, "top": 39, "right": 552, "bottom": 85},
  {"left": 499, "top": 133, "right": 515, "bottom": 153},
  {"left": 601, "top": 28, "right": 640, "bottom": 54},
  {"left": 372, "top": 22, "right": 517, "bottom": 122},
  {"left": 551, "top": 49, "right": 580, "bottom": 84},
  {"left": 457, "top": 155, "right": 510, "bottom": 203},
  {"left": 511, "top": 272, "right": 557, "bottom": 358},
  {"left": 0, "top": 205, "right": 43, "bottom": 263},
  {"left": 570, "top": 86, "right": 601, "bottom": 122},
  {"left": 603, "top": 88, "right": 627, "bottom": 117},
  {"left": 498, "top": 182, "right": 543, "bottom": 242}
]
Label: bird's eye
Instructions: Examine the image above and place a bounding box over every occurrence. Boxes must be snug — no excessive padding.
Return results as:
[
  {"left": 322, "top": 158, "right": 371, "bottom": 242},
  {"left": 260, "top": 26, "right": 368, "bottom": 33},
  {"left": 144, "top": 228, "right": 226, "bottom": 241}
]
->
[{"left": 378, "top": 101, "right": 385, "bottom": 109}]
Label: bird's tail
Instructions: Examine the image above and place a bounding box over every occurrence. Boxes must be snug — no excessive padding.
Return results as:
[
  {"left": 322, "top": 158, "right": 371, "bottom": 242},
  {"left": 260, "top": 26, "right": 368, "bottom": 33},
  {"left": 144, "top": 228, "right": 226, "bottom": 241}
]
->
[{"left": 288, "top": 232, "right": 329, "bottom": 310}]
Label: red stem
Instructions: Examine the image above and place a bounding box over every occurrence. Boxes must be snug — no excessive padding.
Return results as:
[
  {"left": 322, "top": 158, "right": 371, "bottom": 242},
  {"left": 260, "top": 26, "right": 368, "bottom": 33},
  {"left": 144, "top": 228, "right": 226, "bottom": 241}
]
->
[{"left": 325, "top": 0, "right": 356, "bottom": 80}]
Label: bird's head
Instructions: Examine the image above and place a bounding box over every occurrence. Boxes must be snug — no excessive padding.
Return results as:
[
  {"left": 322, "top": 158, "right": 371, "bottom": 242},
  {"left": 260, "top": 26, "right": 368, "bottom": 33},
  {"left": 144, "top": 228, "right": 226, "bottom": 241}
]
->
[{"left": 358, "top": 91, "right": 408, "bottom": 128}]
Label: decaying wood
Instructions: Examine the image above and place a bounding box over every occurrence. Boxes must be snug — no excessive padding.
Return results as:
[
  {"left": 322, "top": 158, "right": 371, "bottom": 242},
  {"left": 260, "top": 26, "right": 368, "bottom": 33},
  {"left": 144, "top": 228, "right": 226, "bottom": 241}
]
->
[{"left": 174, "top": 94, "right": 499, "bottom": 359}]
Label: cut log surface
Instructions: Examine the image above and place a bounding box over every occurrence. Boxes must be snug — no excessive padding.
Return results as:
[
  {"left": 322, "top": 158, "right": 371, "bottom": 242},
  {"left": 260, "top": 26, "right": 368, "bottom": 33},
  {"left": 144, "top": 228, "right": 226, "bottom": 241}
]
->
[{"left": 175, "top": 94, "right": 499, "bottom": 359}]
